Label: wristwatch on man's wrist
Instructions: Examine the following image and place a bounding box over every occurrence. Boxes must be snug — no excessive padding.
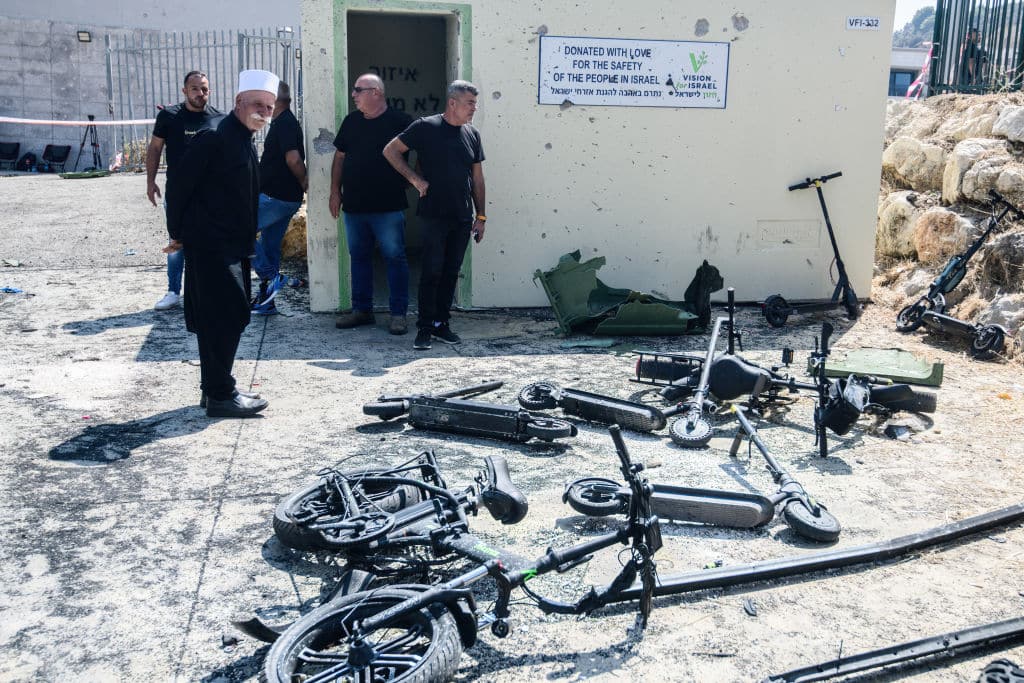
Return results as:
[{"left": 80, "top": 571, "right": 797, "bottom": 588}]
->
[{"left": 475, "top": 215, "right": 487, "bottom": 222}]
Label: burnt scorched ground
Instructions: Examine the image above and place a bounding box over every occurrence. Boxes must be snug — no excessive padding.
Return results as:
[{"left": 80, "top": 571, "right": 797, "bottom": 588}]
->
[{"left": 0, "top": 173, "right": 1023, "bottom": 682}]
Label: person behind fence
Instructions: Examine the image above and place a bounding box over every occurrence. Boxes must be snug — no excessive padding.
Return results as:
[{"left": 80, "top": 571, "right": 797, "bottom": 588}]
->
[
  {"left": 383, "top": 80, "right": 487, "bottom": 351},
  {"left": 251, "top": 81, "right": 307, "bottom": 316},
  {"left": 960, "top": 27, "right": 985, "bottom": 86},
  {"left": 165, "top": 69, "right": 278, "bottom": 418},
  {"left": 145, "top": 70, "right": 223, "bottom": 311},
  {"left": 330, "top": 73, "right": 413, "bottom": 335}
]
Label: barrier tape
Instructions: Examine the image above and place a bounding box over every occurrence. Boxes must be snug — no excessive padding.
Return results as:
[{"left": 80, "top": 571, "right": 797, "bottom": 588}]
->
[{"left": 0, "top": 116, "right": 155, "bottom": 127}]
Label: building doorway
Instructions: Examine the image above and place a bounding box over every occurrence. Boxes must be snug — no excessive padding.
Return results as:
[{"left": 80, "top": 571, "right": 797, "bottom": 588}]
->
[{"left": 341, "top": 5, "right": 473, "bottom": 312}]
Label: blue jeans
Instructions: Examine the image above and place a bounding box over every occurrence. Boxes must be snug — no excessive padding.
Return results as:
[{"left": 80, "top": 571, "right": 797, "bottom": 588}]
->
[
  {"left": 254, "top": 193, "right": 302, "bottom": 281},
  {"left": 164, "top": 199, "right": 184, "bottom": 294},
  {"left": 344, "top": 211, "right": 409, "bottom": 315},
  {"left": 167, "top": 248, "right": 184, "bottom": 294}
]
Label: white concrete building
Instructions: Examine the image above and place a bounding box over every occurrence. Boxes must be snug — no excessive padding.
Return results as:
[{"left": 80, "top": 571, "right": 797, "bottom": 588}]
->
[{"left": 301, "top": 0, "right": 896, "bottom": 313}]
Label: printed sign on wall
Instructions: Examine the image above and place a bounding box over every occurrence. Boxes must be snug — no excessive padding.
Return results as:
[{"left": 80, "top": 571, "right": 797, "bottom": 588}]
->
[{"left": 538, "top": 35, "right": 729, "bottom": 109}]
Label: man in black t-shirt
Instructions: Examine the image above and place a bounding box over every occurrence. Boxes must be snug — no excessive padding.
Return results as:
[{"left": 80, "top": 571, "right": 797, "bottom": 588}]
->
[
  {"left": 331, "top": 73, "right": 413, "bottom": 335},
  {"left": 145, "top": 70, "right": 223, "bottom": 311},
  {"left": 251, "top": 81, "right": 307, "bottom": 315},
  {"left": 384, "top": 80, "right": 487, "bottom": 350}
]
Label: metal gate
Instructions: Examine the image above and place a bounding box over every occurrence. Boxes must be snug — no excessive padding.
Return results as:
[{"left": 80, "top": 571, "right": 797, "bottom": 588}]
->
[
  {"left": 105, "top": 27, "right": 302, "bottom": 171},
  {"left": 930, "top": 0, "right": 1024, "bottom": 94}
]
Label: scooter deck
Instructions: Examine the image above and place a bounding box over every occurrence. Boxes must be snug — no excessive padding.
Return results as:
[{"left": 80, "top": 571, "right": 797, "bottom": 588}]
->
[{"left": 651, "top": 483, "right": 774, "bottom": 529}]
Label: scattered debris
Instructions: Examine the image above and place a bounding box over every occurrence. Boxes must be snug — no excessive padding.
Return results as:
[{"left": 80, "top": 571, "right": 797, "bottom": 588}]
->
[{"left": 742, "top": 598, "right": 758, "bottom": 617}]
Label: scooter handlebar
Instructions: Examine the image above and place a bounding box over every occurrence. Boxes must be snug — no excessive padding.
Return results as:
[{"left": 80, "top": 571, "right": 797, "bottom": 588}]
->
[
  {"left": 788, "top": 171, "right": 842, "bottom": 191},
  {"left": 988, "top": 188, "right": 1024, "bottom": 220}
]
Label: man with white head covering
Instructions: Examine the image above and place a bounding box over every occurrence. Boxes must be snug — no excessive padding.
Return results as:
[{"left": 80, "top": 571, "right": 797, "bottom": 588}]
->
[{"left": 167, "top": 69, "right": 278, "bottom": 418}]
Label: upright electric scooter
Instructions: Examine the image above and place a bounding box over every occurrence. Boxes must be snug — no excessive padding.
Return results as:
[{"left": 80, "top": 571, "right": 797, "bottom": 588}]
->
[
  {"left": 762, "top": 172, "right": 860, "bottom": 327},
  {"left": 896, "top": 188, "right": 1023, "bottom": 360}
]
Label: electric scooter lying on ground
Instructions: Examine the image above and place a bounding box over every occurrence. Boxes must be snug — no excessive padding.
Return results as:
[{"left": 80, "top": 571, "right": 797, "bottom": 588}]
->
[
  {"left": 762, "top": 171, "right": 861, "bottom": 327},
  {"left": 564, "top": 403, "right": 841, "bottom": 543},
  {"left": 249, "top": 428, "right": 1024, "bottom": 682},
  {"left": 896, "top": 188, "right": 1023, "bottom": 360},
  {"left": 517, "top": 381, "right": 672, "bottom": 432},
  {"left": 363, "top": 380, "right": 578, "bottom": 443}
]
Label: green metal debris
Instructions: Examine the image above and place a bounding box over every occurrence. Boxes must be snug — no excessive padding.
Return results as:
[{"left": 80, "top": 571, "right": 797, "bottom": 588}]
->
[
  {"left": 533, "top": 251, "right": 722, "bottom": 336},
  {"left": 808, "top": 348, "right": 944, "bottom": 387}
]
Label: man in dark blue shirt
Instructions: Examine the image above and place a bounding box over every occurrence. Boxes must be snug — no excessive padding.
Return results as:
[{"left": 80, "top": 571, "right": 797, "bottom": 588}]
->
[
  {"left": 145, "top": 70, "right": 223, "bottom": 311},
  {"left": 383, "top": 80, "right": 487, "bottom": 350},
  {"left": 251, "top": 81, "right": 307, "bottom": 315}
]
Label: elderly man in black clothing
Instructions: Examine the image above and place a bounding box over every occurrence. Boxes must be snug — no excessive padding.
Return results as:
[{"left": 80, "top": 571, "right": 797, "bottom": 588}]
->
[
  {"left": 383, "top": 80, "right": 487, "bottom": 351},
  {"left": 166, "top": 69, "right": 278, "bottom": 418}
]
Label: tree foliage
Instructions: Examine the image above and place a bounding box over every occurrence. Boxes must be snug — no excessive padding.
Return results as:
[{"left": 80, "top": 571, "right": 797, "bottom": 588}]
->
[{"left": 893, "top": 6, "right": 936, "bottom": 48}]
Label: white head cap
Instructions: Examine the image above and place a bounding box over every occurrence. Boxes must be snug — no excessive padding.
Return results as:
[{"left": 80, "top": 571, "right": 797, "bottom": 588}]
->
[{"left": 237, "top": 69, "right": 280, "bottom": 96}]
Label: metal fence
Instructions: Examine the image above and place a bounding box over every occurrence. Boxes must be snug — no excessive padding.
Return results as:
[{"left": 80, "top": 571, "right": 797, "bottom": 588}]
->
[
  {"left": 930, "top": 0, "right": 1024, "bottom": 94},
  {"left": 105, "top": 27, "right": 302, "bottom": 171}
]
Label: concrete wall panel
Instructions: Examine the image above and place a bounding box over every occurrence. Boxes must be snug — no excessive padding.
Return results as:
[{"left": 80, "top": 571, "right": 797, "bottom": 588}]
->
[{"left": 302, "top": 0, "right": 897, "bottom": 309}]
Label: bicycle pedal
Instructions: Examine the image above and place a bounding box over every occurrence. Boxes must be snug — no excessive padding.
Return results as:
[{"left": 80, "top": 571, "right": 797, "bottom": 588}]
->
[{"left": 556, "top": 554, "right": 593, "bottom": 573}]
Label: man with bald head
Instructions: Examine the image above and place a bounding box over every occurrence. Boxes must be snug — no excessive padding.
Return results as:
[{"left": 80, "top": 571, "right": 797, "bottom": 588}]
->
[
  {"left": 167, "top": 70, "right": 278, "bottom": 418},
  {"left": 330, "top": 73, "right": 413, "bottom": 335}
]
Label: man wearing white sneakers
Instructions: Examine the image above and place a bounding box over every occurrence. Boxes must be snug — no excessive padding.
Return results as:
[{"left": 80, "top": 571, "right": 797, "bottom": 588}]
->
[{"left": 146, "top": 70, "right": 223, "bottom": 310}]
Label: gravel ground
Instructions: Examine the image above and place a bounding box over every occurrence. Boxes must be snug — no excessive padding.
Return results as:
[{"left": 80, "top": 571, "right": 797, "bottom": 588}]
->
[{"left": 1, "top": 172, "right": 1023, "bottom": 682}]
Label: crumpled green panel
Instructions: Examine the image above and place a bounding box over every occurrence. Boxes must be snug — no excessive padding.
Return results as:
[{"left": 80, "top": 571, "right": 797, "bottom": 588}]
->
[
  {"left": 533, "top": 250, "right": 716, "bottom": 336},
  {"left": 807, "top": 348, "right": 944, "bottom": 387}
]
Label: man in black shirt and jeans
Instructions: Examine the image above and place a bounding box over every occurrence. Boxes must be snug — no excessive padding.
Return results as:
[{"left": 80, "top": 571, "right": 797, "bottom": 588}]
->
[
  {"left": 331, "top": 73, "right": 413, "bottom": 335},
  {"left": 384, "top": 80, "right": 486, "bottom": 350},
  {"left": 252, "top": 81, "right": 307, "bottom": 315},
  {"left": 145, "top": 70, "right": 223, "bottom": 311}
]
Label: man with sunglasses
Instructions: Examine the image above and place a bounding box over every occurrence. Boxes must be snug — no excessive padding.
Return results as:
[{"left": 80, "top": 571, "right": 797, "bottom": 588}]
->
[
  {"left": 330, "top": 73, "right": 413, "bottom": 335},
  {"left": 383, "top": 80, "right": 486, "bottom": 351}
]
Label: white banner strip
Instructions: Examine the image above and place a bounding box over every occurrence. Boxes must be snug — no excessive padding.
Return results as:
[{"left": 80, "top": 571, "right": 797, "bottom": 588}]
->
[{"left": 0, "top": 116, "right": 156, "bottom": 127}]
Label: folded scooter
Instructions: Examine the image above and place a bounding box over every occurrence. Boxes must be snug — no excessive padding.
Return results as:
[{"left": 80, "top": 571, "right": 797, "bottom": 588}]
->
[
  {"left": 897, "top": 188, "right": 1023, "bottom": 360},
  {"left": 517, "top": 382, "right": 671, "bottom": 432},
  {"left": 363, "top": 381, "right": 578, "bottom": 443}
]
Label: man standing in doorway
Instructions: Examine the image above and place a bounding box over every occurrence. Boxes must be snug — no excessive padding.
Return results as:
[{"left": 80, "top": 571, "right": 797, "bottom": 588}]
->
[
  {"left": 166, "top": 70, "right": 278, "bottom": 418},
  {"left": 252, "top": 81, "right": 307, "bottom": 316},
  {"left": 383, "top": 80, "right": 486, "bottom": 350},
  {"left": 145, "top": 70, "right": 223, "bottom": 310},
  {"left": 331, "top": 73, "right": 413, "bottom": 335}
]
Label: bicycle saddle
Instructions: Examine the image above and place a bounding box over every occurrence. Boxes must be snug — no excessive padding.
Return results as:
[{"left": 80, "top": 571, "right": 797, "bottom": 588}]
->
[
  {"left": 707, "top": 355, "right": 772, "bottom": 401},
  {"left": 480, "top": 455, "right": 529, "bottom": 524}
]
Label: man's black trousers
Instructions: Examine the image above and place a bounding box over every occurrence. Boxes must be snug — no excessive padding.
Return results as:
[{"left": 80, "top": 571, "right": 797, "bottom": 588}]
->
[
  {"left": 416, "top": 217, "right": 472, "bottom": 330},
  {"left": 183, "top": 248, "right": 252, "bottom": 401}
]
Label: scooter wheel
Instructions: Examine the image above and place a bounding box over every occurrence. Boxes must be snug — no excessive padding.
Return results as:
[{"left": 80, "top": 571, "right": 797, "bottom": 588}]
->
[
  {"left": 564, "top": 477, "right": 629, "bottom": 516},
  {"left": 782, "top": 499, "right": 841, "bottom": 543},
  {"left": 669, "top": 416, "right": 713, "bottom": 448},
  {"left": 524, "top": 417, "right": 576, "bottom": 441},
  {"left": 518, "top": 382, "right": 558, "bottom": 410},
  {"left": 971, "top": 325, "right": 1005, "bottom": 360},
  {"left": 895, "top": 303, "right": 926, "bottom": 332},
  {"left": 762, "top": 295, "right": 790, "bottom": 328}
]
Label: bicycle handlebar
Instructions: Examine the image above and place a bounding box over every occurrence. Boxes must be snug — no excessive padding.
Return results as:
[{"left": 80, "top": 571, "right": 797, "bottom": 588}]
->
[{"left": 788, "top": 171, "right": 842, "bottom": 191}]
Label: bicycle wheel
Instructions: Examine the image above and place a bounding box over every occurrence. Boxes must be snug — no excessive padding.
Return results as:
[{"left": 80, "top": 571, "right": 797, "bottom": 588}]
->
[
  {"left": 262, "top": 588, "right": 462, "bottom": 683},
  {"left": 517, "top": 382, "right": 558, "bottom": 410},
  {"left": 895, "top": 303, "right": 926, "bottom": 332},
  {"left": 782, "top": 499, "right": 841, "bottom": 543},
  {"left": 869, "top": 385, "right": 937, "bottom": 414},
  {"left": 971, "top": 325, "right": 1005, "bottom": 360},
  {"left": 318, "top": 510, "right": 396, "bottom": 550},
  {"left": 669, "top": 415, "right": 713, "bottom": 448},
  {"left": 274, "top": 472, "right": 422, "bottom": 552},
  {"left": 762, "top": 295, "right": 790, "bottom": 328},
  {"left": 523, "top": 417, "right": 576, "bottom": 441},
  {"left": 364, "top": 400, "right": 409, "bottom": 420},
  {"left": 564, "top": 477, "right": 629, "bottom": 516},
  {"left": 979, "top": 659, "right": 1024, "bottom": 683}
]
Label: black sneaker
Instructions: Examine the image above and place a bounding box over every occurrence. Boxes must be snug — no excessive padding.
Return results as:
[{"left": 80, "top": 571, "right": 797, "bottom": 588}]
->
[
  {"left": 413, "top": 328, "right": 432, "bottom": 350},
  {"left": 432, "top": 323, "right": 461, "bottom": 344}
]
